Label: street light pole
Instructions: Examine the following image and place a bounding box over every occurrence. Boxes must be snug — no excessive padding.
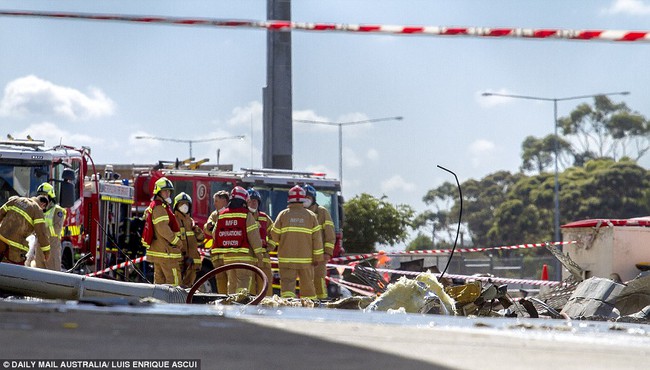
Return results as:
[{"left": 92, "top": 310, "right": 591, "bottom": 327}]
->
[
  {"left": 135, "top": 135, "right": 245, "bottom": 160},
  {"left": 481, "top": 90, "right": 630, "bottom": 257},
  {"left": 294, "top": 116, "right": 403, "bottom": 191}
]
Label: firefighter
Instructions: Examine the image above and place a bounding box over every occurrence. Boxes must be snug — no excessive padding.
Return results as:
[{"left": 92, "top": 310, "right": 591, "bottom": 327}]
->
[
  {"left": 247, "top": 188, "right": 274, "bottom": 296},
  {"left": 0, "top": 195, "right": 51, "bottom": 267},
  {"left": 173, "top": 192, "right": 204, "bottom": 288},
  {"left": 141, "top": 177, "right": 183, "bottom": 286},
  {"left": 35, "top": 182, "right": 67, "bottom": 271},
  {"left": 212, "top": 186, "right": 264, "bottom": 294},
  {"left": 203, "top": 190, "right": 230, "bottom": 293},
  {"left": 269, "top": 185, "right": 323, "bottom": 300},
  {"left": 303, "top": 184, "right": 336, "bottom": 300}
]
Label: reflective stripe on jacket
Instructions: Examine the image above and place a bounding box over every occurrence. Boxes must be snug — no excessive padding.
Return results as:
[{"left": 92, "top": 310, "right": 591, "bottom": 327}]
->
[
  {"left": 0, "top": 196, "right": 51, "bottom": 254},
  {"left": 213, "top": 207, "right": 264, "bottom": 262},
  {"left": 270, "top": 203, "right": 323, "bottom": 269},
  {"left": 308, "top": 204, "right": 336, "bottom": 256}
]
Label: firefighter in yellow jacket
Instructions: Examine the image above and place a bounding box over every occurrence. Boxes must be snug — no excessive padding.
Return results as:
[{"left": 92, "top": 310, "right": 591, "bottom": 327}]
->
[
  {"left": 0, "top": 195, "right": 51, "bottom": 267},
  {"left": 304, "top": 185, "right": 336, "bottom": 299},
  {"left": 173, "top": 192, "right": 204, "bottom": 288},
  {"left": 247, "top": 188, "right": 274, "bottom": 296},
  {"left": 36, "top": 182, "right": 66, "bottom": 271},
  {"left": 203, "top": 190, "right": 229, "bottom": 293},
  {"left": 269, "top": 185, "right": 323, "bottom": 300},
  {"left": 212, "top": 186, "right": 264, "bottom": 294},
  {"left": 142, "top": 177, "right": 183, "bottom": 286}
]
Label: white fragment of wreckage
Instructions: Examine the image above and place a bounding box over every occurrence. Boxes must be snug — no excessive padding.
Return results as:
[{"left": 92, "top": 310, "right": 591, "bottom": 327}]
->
[{"left": 365, "top": 271, "right": 456, "bottom": 315}]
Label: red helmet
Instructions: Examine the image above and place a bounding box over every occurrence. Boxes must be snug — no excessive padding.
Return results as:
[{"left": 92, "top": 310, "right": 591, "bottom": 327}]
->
[
  {"left": 231, "top": 186, "right": 249, "bottom": 202},
  {"left": 288, "top": 185, "right": 306, "bottom": 203}
]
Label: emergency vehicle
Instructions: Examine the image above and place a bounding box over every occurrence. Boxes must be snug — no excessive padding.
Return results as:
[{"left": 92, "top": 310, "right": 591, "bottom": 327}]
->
[
  {"left": 0, "top": 137, "right": 134, "bottom": 274},
  {"left": 132, "top": 164, "right": 344, "bottom": 294}
]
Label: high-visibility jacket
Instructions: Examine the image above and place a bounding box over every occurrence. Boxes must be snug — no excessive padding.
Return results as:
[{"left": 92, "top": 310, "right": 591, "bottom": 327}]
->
[
  {"left": 142, "top": 199, "right": 182, "bottom": 264},
  {"left": 174, "top": 210, "right": 204, "bottom": 266},
  {"left": 307, "top": 203, "right": 336, "bottom": 256},
  {"left": 270, "top": 203, "right": 323, "bottom": 269},
  {"left": 203, "top": 208, "right": 222, "bottom": 262},
  {"left": 213, "top": 207, "right": 264, "bottom": 264},
  {"left": 41, "top": 204, "right": 66, "bottom": 270},
  {"left": 252, "top": 210, "right": 274, "bottom": 263},
  {"left": 0, "top": 196, "right": 51, "bottom": 262}
]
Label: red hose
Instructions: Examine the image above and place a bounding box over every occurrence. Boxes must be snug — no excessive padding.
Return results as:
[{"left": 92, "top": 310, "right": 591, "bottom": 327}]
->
[{"left": 185, "top": 263, "right": 268, "bottom": 305}]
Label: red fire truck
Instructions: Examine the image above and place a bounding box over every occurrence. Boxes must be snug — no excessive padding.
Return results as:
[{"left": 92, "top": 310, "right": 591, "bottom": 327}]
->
[
  {"left": 133, "top": 165, "right": 344, "bottom": 294},
  {"left": 0, "top": 137, "right": 134, "bottom": 274}
]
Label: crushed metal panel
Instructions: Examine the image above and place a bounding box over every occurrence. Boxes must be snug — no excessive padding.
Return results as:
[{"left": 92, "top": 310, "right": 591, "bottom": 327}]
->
[
  {"left": 560, "top": 277, "right": 624, "bottom": 319},
  {"left": 615, "top": 271, "right": 650, "bottom": 316}
]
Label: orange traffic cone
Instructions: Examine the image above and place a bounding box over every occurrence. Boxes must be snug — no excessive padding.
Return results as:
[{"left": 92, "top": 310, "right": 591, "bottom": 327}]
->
[{"left": 541, "top": 264, "right": 549, "bottom": 281}]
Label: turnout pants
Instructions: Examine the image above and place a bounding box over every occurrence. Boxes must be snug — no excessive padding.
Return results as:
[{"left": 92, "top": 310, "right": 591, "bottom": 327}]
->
[
  {"left": 153, "top": 258, "right": 182, "bottom": 286},
  {"left": 313, "top": 260, "right": 328, "bottom": 299},
  {"left": 255, "top": 260, "right": 274, "bottom": 297},
  {"left": 182, "top": 265, "right": 200, "bottom": 289},
  {"left": 280, "top": 266, "right": 316, "bottom": 299},
  {"left": 211, "top": 255, "right": 228, "bottom": 294},
  {"left": 0, "top": 239, "right": 28, "bottom": 265},
  {"left": 226, "top": 263, "right": 254, "bottom": 294},
  {"left": 45, "top": 242, "right": 61, "bottom": 271}
]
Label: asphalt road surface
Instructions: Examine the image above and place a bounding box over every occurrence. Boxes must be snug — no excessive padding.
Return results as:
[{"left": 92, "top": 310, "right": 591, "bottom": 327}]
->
[{"left": 0, "top": 300, "right": 648, "bottom": 370}]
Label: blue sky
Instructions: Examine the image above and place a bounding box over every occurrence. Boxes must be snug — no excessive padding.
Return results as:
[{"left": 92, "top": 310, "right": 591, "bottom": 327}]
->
[{"left": 1, "top": 0, "right": 649, "bottom": 246}]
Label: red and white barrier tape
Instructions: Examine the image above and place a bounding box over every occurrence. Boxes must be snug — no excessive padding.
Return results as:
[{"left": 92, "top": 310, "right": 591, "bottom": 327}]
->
[
  {"left": 86, "top": 256, "right": 147, "bottom": 277},
  {"left": 325, "top": 276, "right": 375, "bottom": 296},
  {"left": 330, "top": 241, "right": 576, "bottom": 263},
  {"left": 2, "top": 10, "right": 650, "bottom": 43},
  {"left": 328, "top": 263, "right": 566, "bottom": 287}
]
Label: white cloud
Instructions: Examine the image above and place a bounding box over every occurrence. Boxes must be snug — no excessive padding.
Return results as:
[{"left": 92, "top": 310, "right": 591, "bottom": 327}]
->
[
  {"left": 126, "top": 131, "right": 162, "bottom": 158},
  {"left": 293, "top": 109, "right": 336, "bottom": 133},
  {"left": 13, "top": 121, "right": 101, "bottom": 148},
  {"left": 228, "top": 101, "right": 262, "bottom": 130},
  {"left": 468, "top": 139, "right": 496, "bottom": 167},
  {"left": 601, "top": 0, "right": 650, "bottom": 15},
  {"left": 367, "top": 148, "right": 379, "bottom": 161},
  {"left": 477, "top": 88, "right": 517, "bottom": 108},
  {"left": 381, "top": 175, "right": 416, "bottom": 193},
  {"left": 0, "top": 75, "right": 115, "bottom": 121},
  {"left": 343, "top": 147, "right": 363, "bottom": 168}
]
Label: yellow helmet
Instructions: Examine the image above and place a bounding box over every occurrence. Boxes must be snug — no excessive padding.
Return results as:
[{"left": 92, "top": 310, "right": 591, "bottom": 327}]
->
[
  {"left": 173, "top": 192, "right": 192, "bottom": 209},
  {"left": 152, "top": 177, "right": 174, "bottom": 195},
  {"left": 36, "top": 182, "right": 56, "bottom": 200}
]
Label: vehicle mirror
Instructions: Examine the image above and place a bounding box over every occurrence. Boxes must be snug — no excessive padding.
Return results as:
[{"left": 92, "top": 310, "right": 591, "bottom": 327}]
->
[{"left": 59, "top": 181, "right": 75, "bottom": 208}]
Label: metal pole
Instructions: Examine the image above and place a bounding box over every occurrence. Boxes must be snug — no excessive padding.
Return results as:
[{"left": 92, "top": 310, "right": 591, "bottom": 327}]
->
[
  {"left": 553, "top": 99, "right": 560, "bottom": 244},
  {"left": 553, "top": 99, "right": 561, "bottom": 280},
  {"left": 338, "top": 123, "right": 343, "bottom": 190},
  {"left": 189, "top": 141, "right": 193, "bottom": 160}
]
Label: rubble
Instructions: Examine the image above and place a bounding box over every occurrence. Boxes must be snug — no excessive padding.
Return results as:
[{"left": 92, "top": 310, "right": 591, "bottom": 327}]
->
[
  {"left": 365, "top": 272, "right": 456, "bottom": 314},
  {"left": 560, "top": 277, "right": 624, "bottom": 319},
  {"left": 615, "top": 271, "right": 650, "bottom": 315}
]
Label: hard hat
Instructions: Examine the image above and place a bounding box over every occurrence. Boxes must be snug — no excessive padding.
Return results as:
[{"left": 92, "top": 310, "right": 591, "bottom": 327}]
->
[
  {"left": 288, "top": 185, "right": 306, "bottom": 203},
  {"left": 173, "top": 192, "right": 192, "bottom": 209},
  {"left": 303, "top": 184, "right": 317, "bottom": 200},
  {"left": 153, "top": 177, "right": 174, "bottom": 195},
  {"left": 36, "top": 182, "right": 56, "bottom": 200},
  {"left": 230, "top": 186, "right": 249, "bottom": 201},
  {"left": 247, "top": 188, "right": 261, "bottom": 202}
]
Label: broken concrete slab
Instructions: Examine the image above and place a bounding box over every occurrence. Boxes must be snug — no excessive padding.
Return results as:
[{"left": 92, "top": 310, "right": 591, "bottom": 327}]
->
[{"left": 560, "top": 277, "right": 625, "bottom": 319}]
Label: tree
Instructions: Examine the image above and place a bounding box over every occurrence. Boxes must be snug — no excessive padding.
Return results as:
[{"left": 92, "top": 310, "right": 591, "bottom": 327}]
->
[
  {"left": 461, "top": 171, "right": 524, "bottom": 247},
  {"left": 558, "top": 95, "right": 650, "bottom": 163},
  {"left": 520, "top": 134, "right": 574, "bottom": 173},
  {"left": 342, "top": 193, "right": 414, "bottom": 253},
  {"left": 407, "top": 232, "right": 433, "bottom": 251},
  {"left": 421, "top": 159, "right": 650, "bottom": 248}
]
